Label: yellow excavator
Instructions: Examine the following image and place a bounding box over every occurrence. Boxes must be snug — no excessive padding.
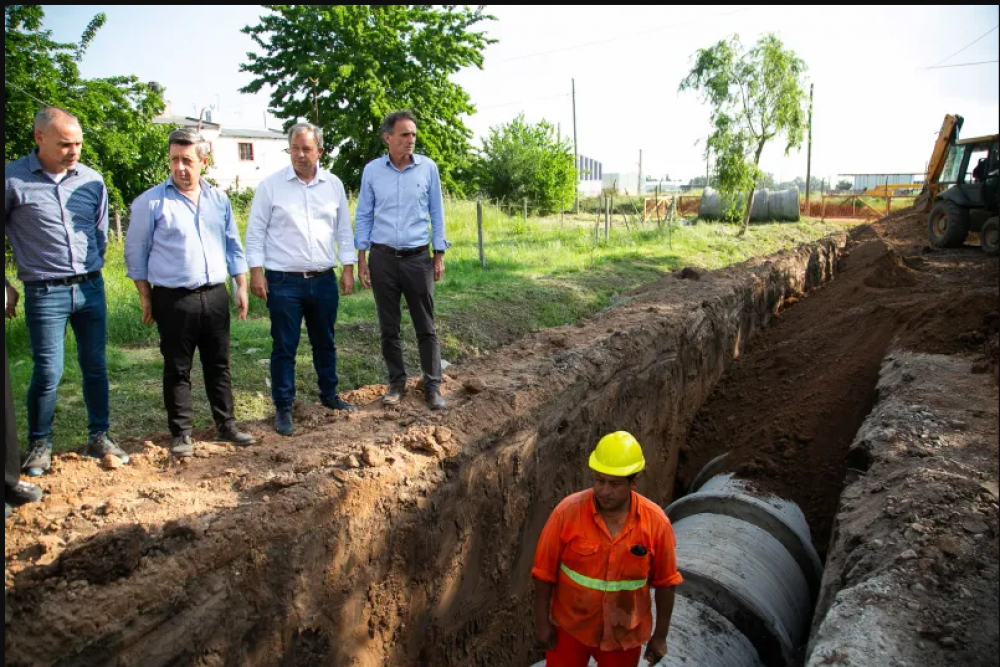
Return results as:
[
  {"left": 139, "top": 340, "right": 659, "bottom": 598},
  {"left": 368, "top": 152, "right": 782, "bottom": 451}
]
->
[{"left": 917, "top": 114, "right": 999, "bottom": 255}]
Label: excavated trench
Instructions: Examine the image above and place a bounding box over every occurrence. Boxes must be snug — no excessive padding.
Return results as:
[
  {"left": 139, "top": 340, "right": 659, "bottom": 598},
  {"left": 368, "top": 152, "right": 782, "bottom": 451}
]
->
[{"left": 6, "top": 211, "right": 998, "bottom": 667}]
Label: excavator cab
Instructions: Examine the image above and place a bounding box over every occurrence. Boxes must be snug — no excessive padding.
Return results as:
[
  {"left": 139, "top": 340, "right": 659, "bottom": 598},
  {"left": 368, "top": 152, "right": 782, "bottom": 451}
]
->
[{"left": 928, "top": 134, "right": 1000, "bottom": 252}]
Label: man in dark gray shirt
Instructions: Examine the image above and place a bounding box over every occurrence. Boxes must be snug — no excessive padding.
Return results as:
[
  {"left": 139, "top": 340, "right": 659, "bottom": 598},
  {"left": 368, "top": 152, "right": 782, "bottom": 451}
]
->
[{"left": 4, "top": 107, "right": 129, "bottom": 476}]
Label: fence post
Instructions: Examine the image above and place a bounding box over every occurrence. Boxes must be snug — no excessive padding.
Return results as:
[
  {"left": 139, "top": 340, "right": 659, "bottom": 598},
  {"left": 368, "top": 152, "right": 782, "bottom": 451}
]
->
[
  {"left": 114, "top": 210, "right": 122, "bottom": 243},
  {"left": 604, "top": 196, "right": 611, "bottom": 243},
  {"left": 523, "top": 198, "right": 529, "bottom": 228},
  {"left": 477, "top": 200, "right": 486, "bottom": 269}
]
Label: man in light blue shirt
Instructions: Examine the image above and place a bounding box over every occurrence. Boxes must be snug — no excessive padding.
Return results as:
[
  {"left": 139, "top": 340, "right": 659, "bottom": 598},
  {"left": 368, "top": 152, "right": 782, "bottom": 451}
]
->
[
  {"left": 356, "top": 111, "right": 450, "bottom": 411},
  {"left": 125, "top": 129, "right": 254, "bottom": 458}
]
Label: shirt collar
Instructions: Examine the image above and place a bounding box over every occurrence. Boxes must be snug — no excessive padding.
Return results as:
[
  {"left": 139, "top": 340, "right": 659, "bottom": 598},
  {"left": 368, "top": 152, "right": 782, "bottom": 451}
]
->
[
  {"left": 587, "top": 489, "right": 642, "bottom": 538},
  {"left": 382, "top": 154, "right": 423, "bottom": 170},
  {"left": 28, "top": 150, "right": 79, "bottom": 178},
  {"left": 286, "top": 164, "right": 327, "bottom": 184},
  {"left": 165, "top": 176, "right": 215, "bottom": 198}
]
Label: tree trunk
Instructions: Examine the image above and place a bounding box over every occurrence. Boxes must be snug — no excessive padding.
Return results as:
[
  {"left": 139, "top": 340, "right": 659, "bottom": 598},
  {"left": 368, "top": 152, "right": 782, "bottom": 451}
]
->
[{"left": 739, "top": 140, "right": 768, "bottom": 236}]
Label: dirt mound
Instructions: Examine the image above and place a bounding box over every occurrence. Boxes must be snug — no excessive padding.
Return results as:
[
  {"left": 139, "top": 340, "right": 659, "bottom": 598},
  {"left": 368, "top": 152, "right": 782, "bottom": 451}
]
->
[{"left": 679, "top": 208, "right": 1000, "bottom": 560}]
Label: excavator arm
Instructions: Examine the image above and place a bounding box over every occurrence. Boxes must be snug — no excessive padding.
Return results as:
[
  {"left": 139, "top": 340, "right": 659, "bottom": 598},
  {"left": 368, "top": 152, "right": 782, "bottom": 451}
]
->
[{"left": 916, "top": 114, "right": 964, "bottom": 212}]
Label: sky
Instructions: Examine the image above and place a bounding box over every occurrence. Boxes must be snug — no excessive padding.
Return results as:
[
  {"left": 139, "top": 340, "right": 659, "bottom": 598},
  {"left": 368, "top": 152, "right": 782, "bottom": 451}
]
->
[{"left": 38, "top": 4, "right": 1000, "bottom": 185}]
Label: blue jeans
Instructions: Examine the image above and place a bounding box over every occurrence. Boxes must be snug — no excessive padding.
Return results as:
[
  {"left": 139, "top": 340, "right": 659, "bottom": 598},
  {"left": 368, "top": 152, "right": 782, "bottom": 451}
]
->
[
  {"left": 267, "top": 271, "right": 340, "bottom": 411},
  {"left": 23, "top": 276, "right": 110, "bottom": 442}
]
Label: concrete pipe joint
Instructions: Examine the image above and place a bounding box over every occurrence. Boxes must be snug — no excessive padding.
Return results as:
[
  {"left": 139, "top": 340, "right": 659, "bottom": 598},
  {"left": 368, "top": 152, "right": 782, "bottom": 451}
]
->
[{"left": 664, "top": 470, "right": 823, "bottom": 667}]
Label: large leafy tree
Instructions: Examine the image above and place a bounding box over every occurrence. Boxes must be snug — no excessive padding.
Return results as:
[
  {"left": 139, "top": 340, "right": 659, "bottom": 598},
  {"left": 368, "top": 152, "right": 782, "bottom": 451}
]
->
[
  {"left": 474, "top": 114, "right": 576, "bottom": 215},
  {"left": 5, "top": 5, "right": 170, "bottom": 217},
  {"left": 241, "top": 5, "right": 495, "bottom": 195},
  {"left": 681, "top": 35, "right": 808, "bottom": 231}
]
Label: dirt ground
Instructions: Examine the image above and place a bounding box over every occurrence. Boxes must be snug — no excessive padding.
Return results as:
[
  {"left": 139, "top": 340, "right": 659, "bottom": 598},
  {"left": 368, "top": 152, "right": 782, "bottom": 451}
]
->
[
  {"left": 4, "top": 208, "right": 997, "bottom": 667},
  {"left": 679, "top": 209, "right": 999, "bottom": 558}
]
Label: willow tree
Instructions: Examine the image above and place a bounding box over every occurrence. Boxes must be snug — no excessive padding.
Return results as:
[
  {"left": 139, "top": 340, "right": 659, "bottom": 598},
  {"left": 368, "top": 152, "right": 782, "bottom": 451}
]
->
[{"left": 681, "top": 35, "right": 808, "bottom": 232}]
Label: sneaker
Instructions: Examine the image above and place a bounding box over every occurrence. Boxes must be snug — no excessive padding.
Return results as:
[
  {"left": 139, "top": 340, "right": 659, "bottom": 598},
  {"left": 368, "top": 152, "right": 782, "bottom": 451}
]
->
[
  {"left": 275, "top": 409, "right": 295, "bottom": 437},
  {"left": 87, "top": 433, "right": 130, "bottom": 464},
  {"left": 170, "top": 435, "right": 195, "bottom": 459},
  {"left": 322, "top": 396, "right": 358, "bottom": 412},
  {"left": 22, "top": 440, "right": 53, "bottom": 478},
  {"left": 427, "top": 390, "right": 448, "bottom": 412},
  {"left": 382, "top": 386, "right": 406, "bottom": 407},
  {"left": 218, "top": 423, "right": 256, "bottom": 446},
  {"left": 7, "top": 480, "right": 43, "bottom": 507}
]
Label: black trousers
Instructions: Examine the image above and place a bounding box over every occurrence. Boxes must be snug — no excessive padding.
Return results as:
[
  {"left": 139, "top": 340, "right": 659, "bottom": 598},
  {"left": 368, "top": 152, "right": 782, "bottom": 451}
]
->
[
  {"left": 152, "top": 284, "right": 235, "bottom": 437},
  {"left": 369, "top": 250, "right": 442, "bottom": 392},
  {"left": 5, "top": 344, "right": 21, "bottom": 495}
]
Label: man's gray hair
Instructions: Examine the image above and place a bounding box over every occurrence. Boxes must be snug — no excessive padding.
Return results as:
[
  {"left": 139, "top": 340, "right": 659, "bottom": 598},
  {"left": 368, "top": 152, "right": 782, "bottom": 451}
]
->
[
  {"left": 381, "top": 110, "right": 418, "bottom": 137},
  {"left": 34, "top": 107, "right": 81, "bottom": 133},
  {"left": 168, "top": 128, "right": 211, "bottom": 160},
  {"left": 288, "top": 123, "right": 324, "bottom": 151}
]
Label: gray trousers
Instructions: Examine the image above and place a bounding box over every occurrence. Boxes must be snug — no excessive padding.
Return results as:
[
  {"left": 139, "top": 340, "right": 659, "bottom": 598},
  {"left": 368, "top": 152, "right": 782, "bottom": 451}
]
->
[{"left": 369, "top": 249, "right": 442, "bottom": 393}]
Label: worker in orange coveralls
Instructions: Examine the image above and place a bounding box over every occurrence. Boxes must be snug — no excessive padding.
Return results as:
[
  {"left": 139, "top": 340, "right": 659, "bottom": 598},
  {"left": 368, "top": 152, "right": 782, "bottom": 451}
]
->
[{"left": 532, "top": 432, "right": 683, "bottom": 667}]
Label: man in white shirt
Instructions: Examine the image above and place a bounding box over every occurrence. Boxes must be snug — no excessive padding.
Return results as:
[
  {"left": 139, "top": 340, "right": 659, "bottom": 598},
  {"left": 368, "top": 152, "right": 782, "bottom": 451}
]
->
[{"left": 246, "top": 123, "right": 358, "bottom": 437}]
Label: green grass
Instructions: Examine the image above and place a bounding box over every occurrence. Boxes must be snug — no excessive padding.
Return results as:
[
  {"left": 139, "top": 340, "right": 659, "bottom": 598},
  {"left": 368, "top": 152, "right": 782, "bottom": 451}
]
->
[{"left": 5, "top": 201, "right": 848, "bottom": 450}]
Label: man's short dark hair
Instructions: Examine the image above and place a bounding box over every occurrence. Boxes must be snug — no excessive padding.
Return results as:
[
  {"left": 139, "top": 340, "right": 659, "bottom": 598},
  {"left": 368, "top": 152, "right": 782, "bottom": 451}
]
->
[
  {"left": 381, "top": 110, "right": 418, "bottom": 137},
  {"left": 168, "top": 128, "right": 210, "bottom": 160}
]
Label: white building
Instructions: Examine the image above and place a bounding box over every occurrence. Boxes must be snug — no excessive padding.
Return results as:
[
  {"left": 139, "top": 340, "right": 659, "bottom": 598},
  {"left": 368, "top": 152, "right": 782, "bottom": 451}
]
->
[{"left": 153, "top": 114, "right": 288, "bottom": 190}]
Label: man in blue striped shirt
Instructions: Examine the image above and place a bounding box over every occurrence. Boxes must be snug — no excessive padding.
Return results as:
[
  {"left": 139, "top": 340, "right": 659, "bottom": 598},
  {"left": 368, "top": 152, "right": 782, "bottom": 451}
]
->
[
  {"left": 4, "top": 107, "right": 128, "bottom": 476},
  {"left": 125, "top": 129, "right": 255, "bottom": 458},
  {"left": 355, "top": 111, "right": 450, "bottom": 411}
]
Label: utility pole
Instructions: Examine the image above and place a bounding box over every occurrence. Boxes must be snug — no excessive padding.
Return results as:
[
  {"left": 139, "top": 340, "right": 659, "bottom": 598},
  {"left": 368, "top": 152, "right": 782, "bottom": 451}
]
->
[
  {"left": 805, "top": 84, "right": 814, "bottom": 209},
  {"left": 572, "top": 78, "right": 579, "bottom": 214},
  {"left": 638, "top": 150, "right": 643, "bottom": 201}
]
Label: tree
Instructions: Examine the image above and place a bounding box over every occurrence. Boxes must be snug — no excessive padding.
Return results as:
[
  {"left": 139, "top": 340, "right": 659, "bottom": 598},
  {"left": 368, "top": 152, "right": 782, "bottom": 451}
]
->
[
  {"left": 837, "top": 179, "right": 854, "bottom": 192},
  {"left": 681, "top": 35, "right": 808, "bottom": 231},
  {"left": 241, "top": 5, "right": 495, "bottom": 195},
  {"left": 5, "top": 6, "right": 170, "bottom": 217},
  {"left": 473, "top": 115, "right": 576, "bottom": 215}
]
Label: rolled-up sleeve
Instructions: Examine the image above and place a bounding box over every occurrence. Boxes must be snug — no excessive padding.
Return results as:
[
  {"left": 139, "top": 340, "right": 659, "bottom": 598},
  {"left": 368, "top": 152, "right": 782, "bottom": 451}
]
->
[
  {"left": 532, "top": 507, "right": 566, "bottom": 584},
  {"left": 124, "top": 193, "right": 151, "bottom": 282},
  {"left": 428, "top": 162, "right": 450, "bottom": 252},
  {"left": 335, "top": 180, "right": 358, "bottom": 266},
  {"left": 650, "top": 517, "right": 684, "bottom": 589},
  {"left": 245, "top": 181, "right": 271, "bottom": 269},
  {"left": 354, "top": 165, "right": 376, "bottom": 251},
  {"left": 223, "top": 197, "right": 249, "bottom": 277}
]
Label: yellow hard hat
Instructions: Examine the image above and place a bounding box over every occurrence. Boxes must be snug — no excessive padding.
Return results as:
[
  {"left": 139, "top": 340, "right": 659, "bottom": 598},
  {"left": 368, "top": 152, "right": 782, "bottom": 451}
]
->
[{"left": 589, "top": 432, "right": 646, "bottom": 477}]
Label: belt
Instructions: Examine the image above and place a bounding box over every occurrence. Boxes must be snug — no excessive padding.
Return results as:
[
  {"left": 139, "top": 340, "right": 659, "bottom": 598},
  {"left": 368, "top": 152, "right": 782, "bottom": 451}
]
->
[
  {"left": 154, "top": 283, "right": 222, "bottom": 294},
  {"left": 28, "top": 271, "right": 101, "bottom": 287},
  {"left": 371, "top": 243, "right": 429, "bottom": 259},
  {"left": 266, "top": 269, "right": 334, "bottom": 279}
]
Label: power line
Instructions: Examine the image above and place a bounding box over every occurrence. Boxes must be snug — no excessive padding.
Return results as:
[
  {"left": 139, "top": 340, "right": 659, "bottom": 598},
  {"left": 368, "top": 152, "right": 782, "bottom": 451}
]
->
[
  {"left": 496, "top": 6, "right": 755, "bottom": 64},
  {"left": 478, "top": 92, "right": 571, "bottom": 111},
  {"left": 925, "top": 60, "right": 999, "bottom": 70},
  {"left": 929, "top": 25, "right": 998, "bottom": 68}
]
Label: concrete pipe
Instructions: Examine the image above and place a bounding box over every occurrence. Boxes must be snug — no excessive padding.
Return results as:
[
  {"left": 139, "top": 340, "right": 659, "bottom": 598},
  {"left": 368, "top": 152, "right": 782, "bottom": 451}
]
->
[{"left": 666, "top": 473, "right": 822, "bottom": 667}]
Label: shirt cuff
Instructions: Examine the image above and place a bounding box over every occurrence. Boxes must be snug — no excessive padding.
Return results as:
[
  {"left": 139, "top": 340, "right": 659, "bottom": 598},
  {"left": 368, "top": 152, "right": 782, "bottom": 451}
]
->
[
  {"left": 340, "top": 252, "right": 359, "bottom": 266},
  {"left": 127, "top": 271, "right": 149, "bottom": 282},
  {"left": 651, "top": 572, "right": 684, "bottom": 588},
  {"left": 355, "top": 240, "right": 372, "bottom": 251},
  {"left": 246, "top": 253, "right": 265, "bottom": 269},
  {"left": 434, "top": 240, "right": 452, "bottom": 252},
  {"left": 228, "top": 260, "right": 249, "bottom": 277},
  {"left": 531, "top": 567, "right": 559, "bottom": 584}
]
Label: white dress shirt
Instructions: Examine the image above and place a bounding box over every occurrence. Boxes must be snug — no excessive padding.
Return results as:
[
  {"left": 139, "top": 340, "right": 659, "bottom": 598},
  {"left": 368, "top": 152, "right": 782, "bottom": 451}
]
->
[{"left": 245, "top": 165, "right": 358, "bottom": 272}]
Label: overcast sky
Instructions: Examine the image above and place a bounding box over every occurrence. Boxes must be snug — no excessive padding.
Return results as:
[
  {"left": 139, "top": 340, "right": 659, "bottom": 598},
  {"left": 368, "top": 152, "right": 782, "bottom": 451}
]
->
[{"left": 39, "top": 4, "right": 1000, "bottom": 184}]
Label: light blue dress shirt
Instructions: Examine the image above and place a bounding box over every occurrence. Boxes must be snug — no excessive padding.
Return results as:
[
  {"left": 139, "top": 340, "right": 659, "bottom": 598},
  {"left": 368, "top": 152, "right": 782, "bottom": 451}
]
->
[
  {"left": 354, "top": 154, "right": 450, "bottom": 252},
  {"left": 125, "top": 178, "right": 249, "bottom": 290}
]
